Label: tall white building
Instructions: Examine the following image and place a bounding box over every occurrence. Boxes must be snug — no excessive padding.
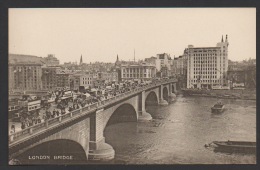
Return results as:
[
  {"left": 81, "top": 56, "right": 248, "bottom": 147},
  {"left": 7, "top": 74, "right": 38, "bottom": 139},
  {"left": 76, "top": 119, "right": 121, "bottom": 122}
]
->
[{"left": 186, "top": 35, "right": 229, "bottom": 89}]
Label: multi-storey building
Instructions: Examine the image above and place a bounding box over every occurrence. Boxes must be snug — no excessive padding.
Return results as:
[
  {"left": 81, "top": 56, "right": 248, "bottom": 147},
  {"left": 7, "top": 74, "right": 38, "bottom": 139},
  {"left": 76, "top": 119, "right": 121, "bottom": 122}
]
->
[
  {"left": 80, "top": 73, "right": 94, "bottom": 88},
  {"left": 69, "top": 73, "right": 94, "bottom": 90},
  {"left": 161, "top": 66, "right": 168, "bottom": 78},
  {"left": 156, "top": 53, "right": 172, "bottom": 74},
  {"left": 100, "top": 71, "right": 118, "bottom": 83},
  {"left": 120, "top": 63, "right": 156, "bottom": 81},
  {"left": 172, "top": 55, "right": 188, "bottom": 76},
  {"left": 9, "top": 63, "right": 43, "bottom": 91},
  {"left": 9, "top": 54, "right": 44, "bottom": 64},
  {"left": 41, "top": 66, "right": 60, "bottom": 90},
  {"left": 186, "top": 35, "right": 229, "bottom": 89},
  {"left": 69, "top": 74, "right": 80, "bottom": 91},
  {"left": 144, "top": 56, "right": 156, "bottom": 64},
  {"left": 43, "top": 54, "right": 60, "bottom": 66},
  {"left": 56, "top": 71, "right": 71, "bottom": 89},
  {"left": 227, "top": 59, "right": 256, "bottom": 89}
]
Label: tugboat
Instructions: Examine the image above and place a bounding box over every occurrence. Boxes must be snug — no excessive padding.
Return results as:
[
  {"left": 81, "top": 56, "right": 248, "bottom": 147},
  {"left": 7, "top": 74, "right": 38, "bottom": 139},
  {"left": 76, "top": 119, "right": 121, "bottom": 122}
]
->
[
  {"left": 212, "top": 140, "right": 256, "bottom": 153},
  {"left": 211, "top": 102, "right": 225, "bottom": 113}
]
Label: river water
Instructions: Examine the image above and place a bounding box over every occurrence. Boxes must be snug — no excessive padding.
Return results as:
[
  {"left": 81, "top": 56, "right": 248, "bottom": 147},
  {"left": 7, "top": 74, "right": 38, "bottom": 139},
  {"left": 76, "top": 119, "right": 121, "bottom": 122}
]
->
[{"left": 104, "top": 95, "right": 256, "bottom": 164}]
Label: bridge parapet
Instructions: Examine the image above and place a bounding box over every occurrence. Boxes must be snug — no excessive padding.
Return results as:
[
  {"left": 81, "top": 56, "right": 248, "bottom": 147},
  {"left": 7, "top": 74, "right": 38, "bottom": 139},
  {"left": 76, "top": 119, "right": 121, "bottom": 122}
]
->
[{"left": 9, "top": 79, "right": 177, "bottom": 146}]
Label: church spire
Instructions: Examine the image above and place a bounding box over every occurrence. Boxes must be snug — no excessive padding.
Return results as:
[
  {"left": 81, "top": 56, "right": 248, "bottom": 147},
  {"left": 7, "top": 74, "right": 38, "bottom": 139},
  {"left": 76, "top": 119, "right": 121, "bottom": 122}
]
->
[
  {"left": 80, "top": 54, "right": 83, "bottom": 65},
  {"left": 225, "top": 34, "right": 228, "bottom": 42},
  {"left": 134, "top": 49, "right": 135, "bottom": 62},
  {"left": 116, "top": 54, "right": 119, "bottom": 62},
  {"left": 221, "top": 35, "right": 223, "bottom": 42}
]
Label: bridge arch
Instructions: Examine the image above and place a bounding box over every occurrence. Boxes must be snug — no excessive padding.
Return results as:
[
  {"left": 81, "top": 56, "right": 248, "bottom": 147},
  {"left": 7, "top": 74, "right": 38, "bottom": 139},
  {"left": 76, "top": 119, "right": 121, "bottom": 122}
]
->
[
  {"left": 145, "top": 91, "right": 159, "bottom": 106},
  {"left": 104, "top": 103, "right": 138, "bottom": 128},
  {"left": 163, "top": 86, "right": 169, "bottom": 101},
  {"left": 14, "top": 139, "right": 87, "bottom": 164},
  {"left": 172, "top": 83, "right": 177, "bottom": 93}
]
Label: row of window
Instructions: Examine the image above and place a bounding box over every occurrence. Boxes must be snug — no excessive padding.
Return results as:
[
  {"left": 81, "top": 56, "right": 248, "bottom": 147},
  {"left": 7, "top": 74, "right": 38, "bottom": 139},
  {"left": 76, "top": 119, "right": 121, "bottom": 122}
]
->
[
  {"left": 191, "top": 68, "right": 226, "bottom": 72},
  {"left": 189, "top": 79, "right": 221, "bottom": 83},
  {"left": 13, "top": 66, "right": 40, "bottom": 70},
  {"left": 122, "top": 74, "right": 149, "bottom": 78},
  {"left": 193, "top": 64, "right": 217, "bottom": 67},
  {"left": 192, "top": 54, "right": 218, "bottom": 57},
  {"left": 82, "top": 77, "right": 92, "bottom": 80},
  {"left": 194, "top": 61, "right": 217, "bottom": 64},
  {"left": 123, "top": 73, "right": 150, "bottom": 76},
  {"left": 28, "top": 105, "right": 40, "bottom": 111},
  {"left": 194, "top": 71, "right": 217, "bottom": 74},
  {"left": 82, "top": 81, "right": 92, "bottom": 85},
  {"left": 193, "top": 50, "right": 217, "bottom": 53},
  {"left": 194, "top": 75, "right": 218, "bottom": 79}
]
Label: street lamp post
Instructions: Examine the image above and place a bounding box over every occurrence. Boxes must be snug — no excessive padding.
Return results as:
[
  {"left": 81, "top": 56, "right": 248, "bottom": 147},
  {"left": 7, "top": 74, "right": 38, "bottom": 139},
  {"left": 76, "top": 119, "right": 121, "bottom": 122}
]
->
[
  {"left": 197, "top": 60, "right": 204, "bottom": 89},
  {"left": 215, "top": 68, "right": 228, "bottom": 87}
]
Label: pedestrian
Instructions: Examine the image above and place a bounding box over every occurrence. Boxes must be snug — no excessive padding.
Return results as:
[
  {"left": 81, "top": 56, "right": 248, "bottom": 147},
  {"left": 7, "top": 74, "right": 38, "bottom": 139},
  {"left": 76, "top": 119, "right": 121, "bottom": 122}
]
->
[
  {"left": 56, "top": 109, "right": 60, "bottom": 117},
  {"left": 52, "top": 110, "right": 56, "bottom": 118},
  {"left": 28, "top": 118, "right": 33, "bottom": 127},
  {"left": 33, "top": 116, "right": 37, "bottom": 125},
  {"left": 60, "top": 108, "right": 64, "bottom": 115},
  {"left": 68, "top": 106, "right": 71, "bottom": 112},
  {"left": 11, "top": 124, "right": 15, "bottom": 133},
  {"left": 10, "top": 129, "right": 14, "bottom": 135},
  {"left": 46, "top": 111, "right": 51, "bottom": 119},
  {"left": 21, "top": 122, "right": 25, "bottom": 130}
]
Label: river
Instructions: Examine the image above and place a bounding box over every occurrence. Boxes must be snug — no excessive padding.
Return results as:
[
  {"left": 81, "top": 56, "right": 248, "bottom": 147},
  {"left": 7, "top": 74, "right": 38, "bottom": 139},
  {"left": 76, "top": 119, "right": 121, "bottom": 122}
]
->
[{"left": 104, "top": 95, "right": 256, "bottom": 164}]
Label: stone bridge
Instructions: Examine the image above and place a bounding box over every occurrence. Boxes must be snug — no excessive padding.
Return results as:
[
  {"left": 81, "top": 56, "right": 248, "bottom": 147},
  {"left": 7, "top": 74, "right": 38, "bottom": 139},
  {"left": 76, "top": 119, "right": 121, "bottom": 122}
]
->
[{"left": 9, "top": 79, "right": 177, "bottom": 164}]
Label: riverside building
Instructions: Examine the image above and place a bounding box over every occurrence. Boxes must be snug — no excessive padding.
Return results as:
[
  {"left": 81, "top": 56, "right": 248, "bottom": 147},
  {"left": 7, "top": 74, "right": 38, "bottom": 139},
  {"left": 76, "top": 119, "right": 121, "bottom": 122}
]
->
[
  {"left": 9, "top": 63, "right": 43, "bottom": 91},
  {"left": 186, "top": 35, "right": 229, "bottom": 89}
]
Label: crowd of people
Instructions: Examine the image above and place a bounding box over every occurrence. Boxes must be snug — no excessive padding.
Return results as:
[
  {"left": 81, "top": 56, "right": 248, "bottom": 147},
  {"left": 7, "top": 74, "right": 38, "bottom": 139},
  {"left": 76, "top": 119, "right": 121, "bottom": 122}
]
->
[{"left": 9, "top": 79, "right": 164, "bottom": 134}]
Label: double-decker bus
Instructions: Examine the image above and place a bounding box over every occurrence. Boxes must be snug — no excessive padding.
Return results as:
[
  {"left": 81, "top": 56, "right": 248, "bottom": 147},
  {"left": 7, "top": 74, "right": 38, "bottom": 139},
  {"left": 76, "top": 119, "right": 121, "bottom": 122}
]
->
[{"left": 11, "top": 95, "right": 42, "bottom": 122}]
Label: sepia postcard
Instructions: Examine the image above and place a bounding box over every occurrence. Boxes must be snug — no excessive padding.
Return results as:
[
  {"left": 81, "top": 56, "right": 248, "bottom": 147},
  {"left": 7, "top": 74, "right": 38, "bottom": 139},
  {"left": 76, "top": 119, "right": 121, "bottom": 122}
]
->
[{"left": 8, "top": 8, "right": 256, "bottom": 165}]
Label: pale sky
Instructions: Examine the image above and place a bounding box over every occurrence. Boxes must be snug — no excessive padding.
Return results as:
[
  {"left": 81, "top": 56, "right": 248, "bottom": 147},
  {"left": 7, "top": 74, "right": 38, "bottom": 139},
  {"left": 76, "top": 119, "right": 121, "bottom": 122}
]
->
[{"left": 9, "top": 8, "right": 256, "bottom": 64}]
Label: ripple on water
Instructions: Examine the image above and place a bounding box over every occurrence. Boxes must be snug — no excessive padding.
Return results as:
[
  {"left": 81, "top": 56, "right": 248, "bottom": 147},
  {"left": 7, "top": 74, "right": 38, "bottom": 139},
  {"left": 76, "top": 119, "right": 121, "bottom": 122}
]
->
[{"left": 104, "top": 96, "right": 256, "bottom": 164}]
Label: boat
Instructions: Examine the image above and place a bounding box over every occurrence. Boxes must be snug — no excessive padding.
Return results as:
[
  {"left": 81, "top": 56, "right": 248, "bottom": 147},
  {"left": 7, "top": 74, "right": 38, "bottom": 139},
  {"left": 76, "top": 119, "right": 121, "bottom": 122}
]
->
[
  {"left": 212, "top": 141, "right": 256, "bottom": 153},
  {"left": 211, "top": 102, "right": 225, "bottom": 113}
]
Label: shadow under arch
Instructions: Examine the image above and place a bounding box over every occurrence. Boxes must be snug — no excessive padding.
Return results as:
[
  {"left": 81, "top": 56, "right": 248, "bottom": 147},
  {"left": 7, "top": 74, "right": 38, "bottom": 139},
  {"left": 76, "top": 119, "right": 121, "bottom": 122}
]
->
[
  {"left": 145, "top": 91, "right": 159, "bottom": 107},
  {"left": 105, "top": 103, "right": 138, "bottom": 127},
  {"left": 14, "top": 139, "right": 87, "bottom": 165},
  {"left": 163, "top": 87, "right": 169, "bottom": 101},
  {"left": 172, "top": 84, "right": 176, "bottom": 93}
]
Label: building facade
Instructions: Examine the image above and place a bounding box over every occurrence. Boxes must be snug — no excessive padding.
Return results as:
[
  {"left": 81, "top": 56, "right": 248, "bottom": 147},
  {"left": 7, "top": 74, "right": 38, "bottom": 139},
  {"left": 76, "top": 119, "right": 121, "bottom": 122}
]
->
[
  {"left": 171, "top": 55, "right": 188, "bottom": 76},
  {"left": 56, "top": 71, "right": 71, "bottom": 89},
  {"left": 9, "top": 63, "right": 43, "bottom": 91},
  {"left": 100, "top": 71, "right": 118, "bottom": 83},
  {"left": 120, "top": 63, "right": 156, "bottom": 81},
  {"left": 79, "top": 73, "right": 94, "bottom": 88},
  {"left": 41, "top": 66, "right": 60, "bottom": 90},
  {"left": 186, "top": 35, "right": 229, "bottom": 89},
  {"left": 156, "top": 53, "right": 172, "bottom": 74},
  {"left": 69, "top": 74, "right": 81, "bottom": 91},
  {"left": 227, "top": 59, "right": 256, "bottom": 89},
  {"left": 43, "top": 54, "right": 60, "bottom": 66}
]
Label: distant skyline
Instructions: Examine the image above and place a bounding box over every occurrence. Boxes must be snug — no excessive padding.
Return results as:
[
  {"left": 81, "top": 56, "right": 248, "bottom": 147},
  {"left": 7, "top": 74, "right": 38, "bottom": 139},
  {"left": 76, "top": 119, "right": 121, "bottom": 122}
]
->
[{"left": 9, "top": 8, "right": 256, "bottom": 64}]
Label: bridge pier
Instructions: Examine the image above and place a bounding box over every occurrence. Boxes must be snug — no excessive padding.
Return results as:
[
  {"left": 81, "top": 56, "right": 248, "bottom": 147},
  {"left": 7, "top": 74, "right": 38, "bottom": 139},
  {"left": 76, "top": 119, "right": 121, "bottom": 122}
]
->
[
  {"left": 138, "top": 91, "right": 152, "bottom": 121},
  {"left": 159, "top": 99, "right": 169, "bottom": 105},
  {"left": 158, "top": 85, "right": 169, "bottom": 105},
  {"left": 88, "top": 113, "right": 115, "bottom": 161},
  {"left": 169, "top": 93, "right": 176, "bottom": 101},
  {"left": 88, "top": 137, "right": 115, "bottom": 161},
  {"left": 169, "top": 83, "right": 177, "bottom": 102}
]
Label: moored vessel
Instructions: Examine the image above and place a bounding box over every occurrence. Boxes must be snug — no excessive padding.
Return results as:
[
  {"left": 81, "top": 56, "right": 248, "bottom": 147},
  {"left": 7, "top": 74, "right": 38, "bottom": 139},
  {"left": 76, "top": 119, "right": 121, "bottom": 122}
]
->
[{"left": 211, "top": 102, "right": 225, "bottom": 113}]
